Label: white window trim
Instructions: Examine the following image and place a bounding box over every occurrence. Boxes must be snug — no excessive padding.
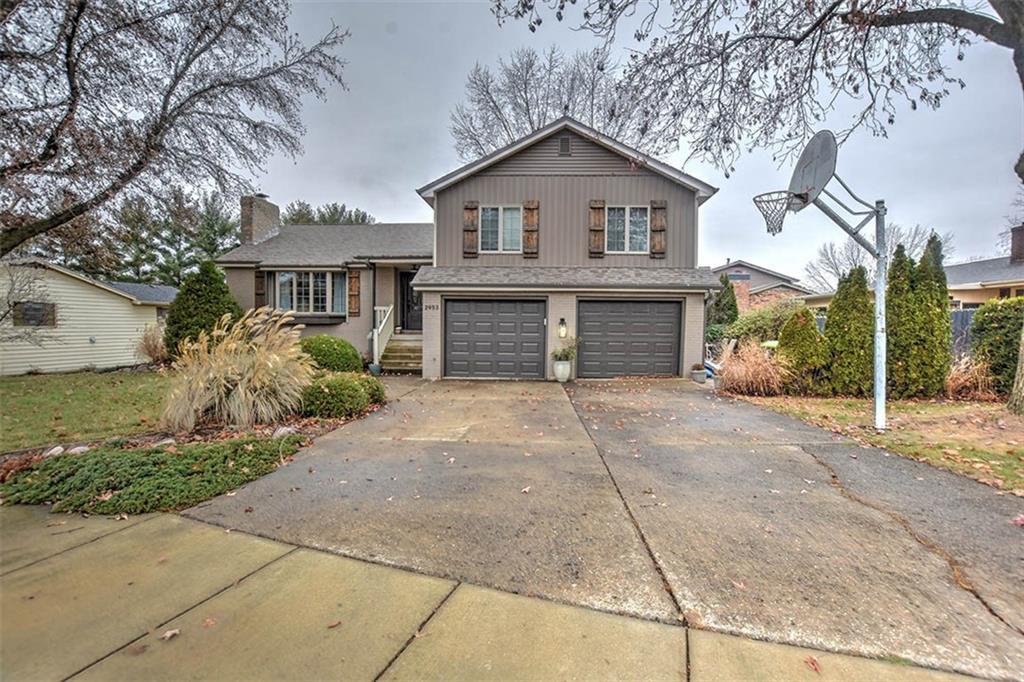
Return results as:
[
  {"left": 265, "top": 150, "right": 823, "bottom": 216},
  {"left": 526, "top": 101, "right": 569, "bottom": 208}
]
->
[
  {"left": 274, "top": 270, "right": 347, "bottom": 316},
  {"left": 478, "top": 205, "right": 524, "bottom": 254},
  {"left": 605, "top": 205, "right": 651, "bottom": 255}
]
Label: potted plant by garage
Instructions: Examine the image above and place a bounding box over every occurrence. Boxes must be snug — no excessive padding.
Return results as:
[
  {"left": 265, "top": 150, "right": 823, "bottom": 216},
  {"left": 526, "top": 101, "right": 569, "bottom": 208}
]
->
[
  {"left": 690, "top": 362, "right": 707, "bottom": 384},
  {"left": 551, "top": 337, "right": 580, "bottom": 383}
]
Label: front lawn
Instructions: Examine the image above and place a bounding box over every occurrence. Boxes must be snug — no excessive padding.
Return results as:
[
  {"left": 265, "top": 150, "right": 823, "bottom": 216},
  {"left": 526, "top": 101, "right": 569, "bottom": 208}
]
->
[
  {"left": 0, "top": 436, "right": 305, "bottom": 514},
  {"left": 747, "top": 396, "right": 1024, "bottom": 494},
  {"left": 0, "top": 370, "right": 171, "bottom": 452}
]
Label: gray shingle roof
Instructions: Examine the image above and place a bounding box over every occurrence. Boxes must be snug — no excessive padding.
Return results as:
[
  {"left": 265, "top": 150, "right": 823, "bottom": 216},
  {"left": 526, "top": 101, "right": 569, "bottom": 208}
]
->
[
  {"left": 944, "top": 256, "right": 1024, "bottom": 285},
  {"left": 217, "top": 223, "right": 433, "bottom": 267},
  {"left": 412, "top": 266, "right": 721, "bottom": 291},
  {"left": 102, "top": 281, "right": 178, "bottom": 305}
]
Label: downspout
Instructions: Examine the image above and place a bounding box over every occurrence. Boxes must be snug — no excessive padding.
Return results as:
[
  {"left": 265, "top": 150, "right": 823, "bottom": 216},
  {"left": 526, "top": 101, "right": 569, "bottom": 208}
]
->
[{"left": 370, "top": 261, "right": 377, "bottom": 358}]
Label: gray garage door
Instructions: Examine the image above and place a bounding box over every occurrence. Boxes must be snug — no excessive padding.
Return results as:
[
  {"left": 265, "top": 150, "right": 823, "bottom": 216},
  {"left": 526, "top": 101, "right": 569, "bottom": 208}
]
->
[
  {"left": 577, "top": 300, "right": 682, "bottom": 378},
  {"left": 444, "top": 299, "right": 546, "bottom": 378}
]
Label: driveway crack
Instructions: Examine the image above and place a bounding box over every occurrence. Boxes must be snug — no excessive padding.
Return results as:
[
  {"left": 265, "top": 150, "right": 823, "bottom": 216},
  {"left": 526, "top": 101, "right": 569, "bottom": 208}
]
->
[
  {"left": 799, "top": 444, "right": 1024, "bottom": 639},
  {"left": 564, "top": 386, "right": 687, "bottom": 626}
]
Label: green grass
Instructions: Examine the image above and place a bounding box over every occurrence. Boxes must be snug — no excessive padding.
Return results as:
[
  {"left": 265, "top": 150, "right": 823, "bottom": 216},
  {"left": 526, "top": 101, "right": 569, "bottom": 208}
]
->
[
  {"left": 0, "top": 371, "right": 172, "bottom": 452},
  {"left": 749, "top": 396, "right": 1024, "bottom": 492},
  {"left": 0, "top": 436, "right": 304, "bottom": 514}
]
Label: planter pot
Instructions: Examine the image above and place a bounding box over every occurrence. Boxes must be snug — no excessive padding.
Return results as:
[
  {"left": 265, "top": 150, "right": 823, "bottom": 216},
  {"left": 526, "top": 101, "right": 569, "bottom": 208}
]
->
[
  {"left": 553, "top": 360, "right": 572, "bottom": 383},
  {"left": 691, "top": 369, "right": 706, "bottom": 384},
  {"left": 368, "top": 363, "right": 382, "bottom": 376}
]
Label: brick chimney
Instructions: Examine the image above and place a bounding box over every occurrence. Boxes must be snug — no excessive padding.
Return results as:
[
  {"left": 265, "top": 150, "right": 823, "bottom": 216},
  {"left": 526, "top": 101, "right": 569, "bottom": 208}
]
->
[
  {"left": 1011, "top": 224, "right": 1024, "bottom": 264},
  {"left": 240, "top": 193, "right": 280, "bottom": 245}
]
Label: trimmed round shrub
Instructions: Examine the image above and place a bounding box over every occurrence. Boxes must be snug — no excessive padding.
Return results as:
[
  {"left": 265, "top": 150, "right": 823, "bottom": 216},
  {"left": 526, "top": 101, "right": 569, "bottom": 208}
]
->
[
  {"left": 300, "top": 334, "right": 362, "bottom": 372},
  {"left": 164, "top": 261, "right": 242, "bottom": 356},
  {"left": 726, "top": 299, "right": 804, "bottom": 342},
  {"left": 346, "top": 372, "right": 386, "bottom": 404},
  {"left": 971, "top": 296, "right": 1024, "bottom": 395},
  {"left": 777, "top": 307, "right": 828, "bottom": 395},
  {"left": 301, "top": 374, "right": 370, "bottom": 418}
]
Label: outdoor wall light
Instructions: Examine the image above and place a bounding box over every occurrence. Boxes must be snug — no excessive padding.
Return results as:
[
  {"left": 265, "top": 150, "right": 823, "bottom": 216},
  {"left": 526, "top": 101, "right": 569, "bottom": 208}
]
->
[{"left": 558, "top": 318, "right": 568, "bottom": 338}]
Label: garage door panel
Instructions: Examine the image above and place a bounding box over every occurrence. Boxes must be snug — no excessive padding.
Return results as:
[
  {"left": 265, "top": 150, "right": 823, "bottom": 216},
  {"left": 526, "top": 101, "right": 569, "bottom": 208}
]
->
[
  {"left": 445, "top": 299, "right": 546, "bottom": 379},
  {"left": 577, "top": 300, "right": 681, "bottom": 378}
]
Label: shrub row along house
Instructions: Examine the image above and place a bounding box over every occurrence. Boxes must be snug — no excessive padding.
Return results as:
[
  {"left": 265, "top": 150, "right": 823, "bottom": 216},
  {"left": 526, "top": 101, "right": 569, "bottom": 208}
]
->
[
  {"left": 217, "top": 117, "right": 721, "bottom": 380},
  {"left": 0, "top": 259, "right": 177, "bottom": 376}
]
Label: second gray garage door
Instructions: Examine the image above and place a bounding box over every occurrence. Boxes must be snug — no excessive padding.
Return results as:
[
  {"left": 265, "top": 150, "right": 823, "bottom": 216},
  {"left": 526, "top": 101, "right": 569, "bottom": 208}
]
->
[
  {"left": 577, "top": 300, "right": 682, "bottom": 378},
  {"left": 445, "top": 299, "right": 546, "bottom": 378}
]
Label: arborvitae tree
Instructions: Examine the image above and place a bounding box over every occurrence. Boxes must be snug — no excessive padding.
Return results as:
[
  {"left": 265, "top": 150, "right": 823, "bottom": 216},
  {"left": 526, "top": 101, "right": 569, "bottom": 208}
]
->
[
  {"left": 777, "top": 306, "right": 828, "bottom": 395},
  {"left": 825, "top": 266, "right": 874, "bottom": 397},
  {"left": 153, "top": 189, "right": 201, "bottom": 287},
  {"left": 707, "top": 274, "right": 739, "bottom": 325},
  {"left": 163, "top": 261, "right": 242, "bottom": 356},
  {"left": 886, "top": 245, "right": 922, "bottom": 398},
  {"left": 914, "top": 234, "right": 951, "bottom": 396}
]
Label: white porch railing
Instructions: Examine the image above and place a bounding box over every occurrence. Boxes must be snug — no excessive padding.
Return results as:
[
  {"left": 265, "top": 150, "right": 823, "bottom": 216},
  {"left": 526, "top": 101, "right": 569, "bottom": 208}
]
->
[{"left": 372, "top": 305, "right": 395, "bottom": 365}]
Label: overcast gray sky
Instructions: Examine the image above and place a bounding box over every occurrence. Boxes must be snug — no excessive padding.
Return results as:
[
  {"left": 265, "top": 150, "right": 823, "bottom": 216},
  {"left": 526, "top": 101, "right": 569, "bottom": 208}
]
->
[{"left": 257, "top": 0, "right": 1023, "bottom": 279}]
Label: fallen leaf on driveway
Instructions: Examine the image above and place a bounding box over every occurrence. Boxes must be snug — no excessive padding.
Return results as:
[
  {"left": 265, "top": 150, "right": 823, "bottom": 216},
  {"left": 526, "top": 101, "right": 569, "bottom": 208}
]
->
[
  {"left": 202, "top": 618, "right": 217, "bottom": 629},
  {"left": 521, "top": 486, "right": 531, "bottom": 494},
  {"left": 244, "top": 506, "right": 254, "bottom": 513},
  {"left": 1012, "top": 513, "right": 1024, "bottom": 527},
  {"left": 327, "top": 620, "right": 342, "bottom": 629},
  {"left": 804, "top": 655, "right": 821, "bottom": 673},
  {"left": 159, "top": 629, "right": 180, "bottom": 641},
  {"left": 446, "top": 457, "right": 456, "bottom": 464}
]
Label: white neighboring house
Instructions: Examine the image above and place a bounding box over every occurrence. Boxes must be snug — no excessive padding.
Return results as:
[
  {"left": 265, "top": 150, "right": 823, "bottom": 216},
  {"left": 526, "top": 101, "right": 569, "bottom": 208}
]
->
[{"left": 0, "top": 259, "right": 178, "bottom": 376}]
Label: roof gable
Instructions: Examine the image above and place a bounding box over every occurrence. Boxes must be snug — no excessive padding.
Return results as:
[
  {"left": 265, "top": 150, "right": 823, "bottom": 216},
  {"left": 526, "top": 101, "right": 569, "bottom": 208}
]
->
[
  {"left": 712, "top": 259, "right": 799, "bottom": 283},
  {"left": 417, "top": 117, "right": 717, "bottom": 204}
]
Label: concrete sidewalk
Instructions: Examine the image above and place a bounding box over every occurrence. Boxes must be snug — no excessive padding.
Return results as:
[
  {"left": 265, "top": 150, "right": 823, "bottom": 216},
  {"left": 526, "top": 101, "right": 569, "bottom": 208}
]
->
[{"left": 1, "top": 506, "right": 969, "bottom": 681}]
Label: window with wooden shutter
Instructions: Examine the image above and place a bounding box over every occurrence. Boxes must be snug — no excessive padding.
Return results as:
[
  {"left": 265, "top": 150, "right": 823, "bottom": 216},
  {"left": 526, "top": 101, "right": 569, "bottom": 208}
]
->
[
  {"left": 522, "top": 200, "right": 539, "bottom": 258},
  {"left": 463, "top": 201, "right": 479, "bottom": 258},
  {"left": 588, "top": 200, "right": 606, "bottom": 258},
  {"left": 650, "top": 200, "right": 667, "bottom": 259},
  {"left": 347, "top": 270, "right": 361, "bottom": 316}
]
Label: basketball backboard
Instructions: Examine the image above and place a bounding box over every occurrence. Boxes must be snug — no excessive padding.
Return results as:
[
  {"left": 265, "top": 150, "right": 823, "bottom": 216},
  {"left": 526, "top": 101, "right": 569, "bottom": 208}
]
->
[{"left": 788, "top": 130, "right": 837, "bottom": 212}]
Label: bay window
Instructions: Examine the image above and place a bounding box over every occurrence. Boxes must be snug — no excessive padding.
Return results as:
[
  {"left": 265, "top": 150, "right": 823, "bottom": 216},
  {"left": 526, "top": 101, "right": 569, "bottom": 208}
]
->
[{"left": 273, "top": 271, "right": 346, "bottom": 314}]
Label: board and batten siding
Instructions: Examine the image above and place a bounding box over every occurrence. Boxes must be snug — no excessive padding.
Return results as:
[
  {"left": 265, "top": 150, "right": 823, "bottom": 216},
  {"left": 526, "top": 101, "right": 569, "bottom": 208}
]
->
[
  {"left": 0, "top": 266, "right": 159, "bottom": 376},
  {"left": 435, "top": 174, "right": 697, "bottom": 268}
]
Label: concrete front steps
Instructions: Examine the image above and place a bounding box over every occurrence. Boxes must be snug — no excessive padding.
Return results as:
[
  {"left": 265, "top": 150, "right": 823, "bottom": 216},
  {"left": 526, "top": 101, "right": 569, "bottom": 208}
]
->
[{"left": 380, "top": 333, "right": 422, "bottom": 373}]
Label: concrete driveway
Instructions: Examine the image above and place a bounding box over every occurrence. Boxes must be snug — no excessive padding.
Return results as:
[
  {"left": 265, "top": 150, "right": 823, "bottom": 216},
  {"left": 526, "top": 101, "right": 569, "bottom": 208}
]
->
[{"left": 187, "top": 377, "right": 1024, "bottom": 679}]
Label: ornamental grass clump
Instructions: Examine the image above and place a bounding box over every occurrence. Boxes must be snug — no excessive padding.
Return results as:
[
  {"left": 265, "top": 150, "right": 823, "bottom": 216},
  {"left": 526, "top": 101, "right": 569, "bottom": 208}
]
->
[
  {"left": 718, "top": 339, "right": 788, "bottom": 396},
  {"left": 162, "top": 307, "right": 313, "bottom": 432},
  {"left": 945, "top": 356, "right": 997, "bottom": 401}
]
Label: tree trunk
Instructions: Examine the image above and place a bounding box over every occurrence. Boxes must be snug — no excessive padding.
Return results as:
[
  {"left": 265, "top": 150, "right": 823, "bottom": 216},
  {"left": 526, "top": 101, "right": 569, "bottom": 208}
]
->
[
  {"left": 1008, "top": 317, "right": 1024, "bottom": 415},
  {"left": 1015, "top": 46, "right": 1024, "bottom": 186}
]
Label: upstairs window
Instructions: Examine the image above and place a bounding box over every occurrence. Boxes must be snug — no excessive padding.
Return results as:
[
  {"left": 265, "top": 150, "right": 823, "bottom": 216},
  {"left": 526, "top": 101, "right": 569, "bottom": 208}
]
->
[
  {"left": 480, "top": 206, "right": 522, "bottom": 253},
  {"left": 606, "top": 206, "right": 649, "bottom": 254},
  {"left": 275, "top": 271, "right": 345, "bottom": 314}
]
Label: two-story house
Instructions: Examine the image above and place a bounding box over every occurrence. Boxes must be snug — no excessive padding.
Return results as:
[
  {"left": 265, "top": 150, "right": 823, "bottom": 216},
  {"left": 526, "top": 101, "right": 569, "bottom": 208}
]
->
[{"left": 218, "top": 117, "right": 720, "bottom": 380}]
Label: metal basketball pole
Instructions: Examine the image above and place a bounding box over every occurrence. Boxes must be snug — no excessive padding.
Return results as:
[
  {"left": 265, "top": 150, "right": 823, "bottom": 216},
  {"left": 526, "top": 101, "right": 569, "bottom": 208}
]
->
[{"left": 811, "top": 191, "right": 888, "bottom": 431}]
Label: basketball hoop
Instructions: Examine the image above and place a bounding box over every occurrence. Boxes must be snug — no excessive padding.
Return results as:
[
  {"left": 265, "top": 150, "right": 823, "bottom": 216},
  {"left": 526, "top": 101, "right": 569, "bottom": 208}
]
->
[{"left": 753, "top": 190, "right": 803, "bottom": 235}]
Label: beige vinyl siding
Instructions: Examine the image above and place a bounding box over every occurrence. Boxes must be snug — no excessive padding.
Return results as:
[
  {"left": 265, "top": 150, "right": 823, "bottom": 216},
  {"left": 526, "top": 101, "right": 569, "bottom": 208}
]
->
[
  {"left": 435, "top": 174, "right": 697, "bottom": 268},
  {"left": 0, "top": 267, "right": 158, "bottom": 376},
  {"left": 478, "top": 130, "right": 647, "bottom": 176},
  {"left": 224, "top": 266, "right": 256, "bottom": 309}
]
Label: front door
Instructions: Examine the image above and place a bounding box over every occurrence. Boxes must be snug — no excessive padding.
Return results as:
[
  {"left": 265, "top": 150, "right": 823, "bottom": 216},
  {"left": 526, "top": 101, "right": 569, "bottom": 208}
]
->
[{"left": 400, "top": 271, "right": 422, "bottom": 331}]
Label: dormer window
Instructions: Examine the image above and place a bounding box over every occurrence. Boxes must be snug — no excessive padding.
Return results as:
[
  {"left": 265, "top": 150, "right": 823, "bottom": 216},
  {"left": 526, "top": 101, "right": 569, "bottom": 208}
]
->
[{"left": 558, "top": 136, "right": 571, "bottom": 156}]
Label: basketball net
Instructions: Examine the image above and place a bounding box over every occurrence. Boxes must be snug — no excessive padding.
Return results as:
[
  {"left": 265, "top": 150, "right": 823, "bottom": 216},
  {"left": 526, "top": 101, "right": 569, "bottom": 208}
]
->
[{"left": 753, "top": 191, "right": 804, "bottom": 235}]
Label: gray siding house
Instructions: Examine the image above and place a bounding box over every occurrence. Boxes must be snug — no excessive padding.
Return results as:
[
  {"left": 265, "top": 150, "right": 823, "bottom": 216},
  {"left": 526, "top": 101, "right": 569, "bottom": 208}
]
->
[{"left": 218, "top": 117, "right": 721, "bottom": 380}]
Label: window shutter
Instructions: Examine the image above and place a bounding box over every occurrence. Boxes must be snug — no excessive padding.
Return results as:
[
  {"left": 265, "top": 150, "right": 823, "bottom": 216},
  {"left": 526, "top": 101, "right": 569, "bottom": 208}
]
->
[
  {"left": 43, "top": 303, "right": 56, "bottom": 327},
  {"left": 650, "top": 200, "right": 667, "bottom": 259},
  {"left": 463, "top": 201, "right": 479, "bottom": 258},
  {"left": 347, "top": 270, "right": 360, "bottom": 316},
  {"left": 522, "top": 200, "right": 539, "bottom": 258},
  {"left": 588, "top": 200, "right": 606, "bottom": 258},
  {"left": 254, "top": 270, "right": 266, "bottom": 307}
]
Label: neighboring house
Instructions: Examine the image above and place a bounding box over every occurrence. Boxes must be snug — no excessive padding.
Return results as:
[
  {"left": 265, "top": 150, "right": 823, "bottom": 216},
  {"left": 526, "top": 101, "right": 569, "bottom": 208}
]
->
[
  {"left": 218, "top": 116, "right": 721, "bottom": 380},
  {"left": 0, "top": 259, "right": 177, "bottom": 376},
  {"left": 712, "top": 259, "right": 815, "bottom": 312},
  {"left": 801, "top": 226, "right": 1024, "bottom": 310}
]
